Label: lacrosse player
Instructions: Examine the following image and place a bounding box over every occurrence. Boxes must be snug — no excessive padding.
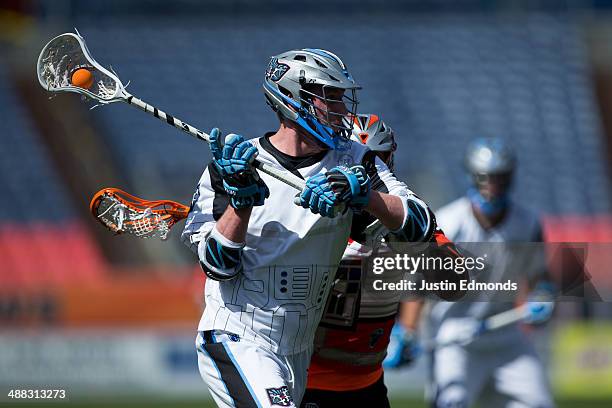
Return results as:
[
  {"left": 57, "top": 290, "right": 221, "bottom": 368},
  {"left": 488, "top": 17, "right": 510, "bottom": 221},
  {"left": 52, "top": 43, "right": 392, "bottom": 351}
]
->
[
  {"left": 301, "top": 114, "right": 463, "bottom": 408},
  {"left": 427, "top": 138, "right": 556, "bottom": 408},
  {"left": 182, "top": 50, "right": 437, "bottom": 408}
]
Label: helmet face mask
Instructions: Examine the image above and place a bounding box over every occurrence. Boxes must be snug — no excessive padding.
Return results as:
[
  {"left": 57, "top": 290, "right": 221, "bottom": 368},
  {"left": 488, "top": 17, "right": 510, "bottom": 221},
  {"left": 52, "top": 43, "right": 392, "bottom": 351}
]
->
[
  {"left": 300, "top": 84, "right": 358, "bottom": 144},
  {"left": 263, "top": 49, "right": 360, "bottom": 150},
  {"left": 472, "top": 172, "right": 513, "bottom": 201}
]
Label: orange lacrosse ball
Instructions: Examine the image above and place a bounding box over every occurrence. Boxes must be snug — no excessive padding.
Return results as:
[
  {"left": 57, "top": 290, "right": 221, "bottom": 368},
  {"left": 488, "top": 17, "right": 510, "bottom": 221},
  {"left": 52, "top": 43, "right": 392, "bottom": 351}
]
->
[{"left": 71, "top": 68, "right": 94, "bottom": 89}]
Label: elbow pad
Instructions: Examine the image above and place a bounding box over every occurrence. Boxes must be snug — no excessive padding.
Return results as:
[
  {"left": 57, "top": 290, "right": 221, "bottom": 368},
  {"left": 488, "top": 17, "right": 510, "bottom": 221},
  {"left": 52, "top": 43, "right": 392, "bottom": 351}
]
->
[
  {"left": 389, "top": 195, "right": 436, "bottom": 243},
  {"left": 198, "top": 226, "right": 245, "bottom": 281}
]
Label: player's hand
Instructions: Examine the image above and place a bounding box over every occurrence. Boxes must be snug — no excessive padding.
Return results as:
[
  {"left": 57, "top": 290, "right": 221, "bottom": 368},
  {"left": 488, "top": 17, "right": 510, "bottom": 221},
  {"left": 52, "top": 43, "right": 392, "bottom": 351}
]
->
[
  {"left": 209, "top": 128, "right": 269, "bottom": 209},
  {"left": 295, "top": 173, "right": 343, "bottom": 218},
  {"left": 524, "top": 282, "right": 555, "bottom": 325},
  {"left": 436, "top": 318, "right": 483, "bottom": 347},
  {"left": 326, "top": 165, "right": 371, "bottom": 210},
  {"left": 383, "top": 324, "right": 421, "bottom": 369},
  {"left": 209, "top": 128, "right": 259, "bottom": 178}
]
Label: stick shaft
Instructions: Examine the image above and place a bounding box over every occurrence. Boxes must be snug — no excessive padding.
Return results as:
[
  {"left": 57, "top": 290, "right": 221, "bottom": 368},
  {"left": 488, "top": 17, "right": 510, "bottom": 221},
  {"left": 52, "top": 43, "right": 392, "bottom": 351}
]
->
[
  {"left": 424, "top": 306, "right": 528, "bottom": 350},
  {"left": 124, "top": 93, "right": 306, "bottom": 191},
  {"left": 482, "top": 305, "right": 527, "bottom": 331}
]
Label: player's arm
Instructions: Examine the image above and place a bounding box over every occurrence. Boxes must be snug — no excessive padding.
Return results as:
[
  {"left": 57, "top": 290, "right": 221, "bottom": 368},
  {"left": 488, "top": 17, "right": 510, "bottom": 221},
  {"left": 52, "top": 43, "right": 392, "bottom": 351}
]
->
[
  {"left": 182, "top": 129, "right": 269, "bottom": 281},
  {"left": 355, "top": 151, "right": 436, "bottom": 243},
  {"left": 364, "top": 190, "right": 406, "bottom": 231},
  {"left": 523, "top": 221, "right": 556, "bottom": 324},
  {"left": 383, "top": 300, "right": 424, "bottom": 369},
  {"left": 296, "top": 149, "right": 434, "bottom": 241},
  {"left": 399, "top": 299, "right": 424, "bottom": 331},
  {"left": 215, "top": 206, "right": 252, "bottom": 243}
]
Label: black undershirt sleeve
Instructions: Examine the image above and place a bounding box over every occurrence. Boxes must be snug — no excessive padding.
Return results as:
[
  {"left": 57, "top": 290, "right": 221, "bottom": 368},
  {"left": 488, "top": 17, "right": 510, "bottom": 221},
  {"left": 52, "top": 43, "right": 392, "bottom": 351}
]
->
[
  {"left": 207, "top": 162, "right": 230, "bottom": 221},
  {"left": 350, "top": 150, "right": 384, "bottom": 244}
]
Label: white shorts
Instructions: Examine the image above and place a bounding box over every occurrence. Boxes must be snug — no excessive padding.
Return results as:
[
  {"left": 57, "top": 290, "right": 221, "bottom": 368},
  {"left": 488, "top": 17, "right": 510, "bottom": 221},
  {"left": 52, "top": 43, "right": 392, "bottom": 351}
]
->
[
  {"left": 429, "top": 327, "right": 554, "bottom": 408},
  {"left": 196, "top": 330, "right": 312, "bottom": 408}
]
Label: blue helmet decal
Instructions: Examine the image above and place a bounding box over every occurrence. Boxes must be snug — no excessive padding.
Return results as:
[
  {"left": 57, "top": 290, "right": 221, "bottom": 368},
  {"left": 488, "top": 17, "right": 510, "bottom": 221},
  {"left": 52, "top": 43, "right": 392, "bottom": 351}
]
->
[{"left": 265, "top": 57, "right": 289, "bottom": 82}]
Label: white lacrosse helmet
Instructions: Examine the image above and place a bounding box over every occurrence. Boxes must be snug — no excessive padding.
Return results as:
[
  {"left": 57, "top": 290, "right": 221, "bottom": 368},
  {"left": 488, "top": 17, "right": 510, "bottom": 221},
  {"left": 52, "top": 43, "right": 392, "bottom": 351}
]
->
[
  {"left": 263, "top": 48, "right": 360, "bottom": 150},
  {"left": 349, "top": 113, "right": 397, "bottom": 170}
]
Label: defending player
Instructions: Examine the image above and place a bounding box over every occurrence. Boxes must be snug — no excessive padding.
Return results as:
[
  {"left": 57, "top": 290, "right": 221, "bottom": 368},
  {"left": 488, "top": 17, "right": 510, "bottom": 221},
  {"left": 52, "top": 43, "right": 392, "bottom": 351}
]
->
[
  {"left": 301, "top": 114, "right": 458, "bottom": 408},
  {"left": 182, "top": 50, "right": 437, "bottom": 408},
  {"left": 427, "top": 138, "right": 556, "bottom": 408}
]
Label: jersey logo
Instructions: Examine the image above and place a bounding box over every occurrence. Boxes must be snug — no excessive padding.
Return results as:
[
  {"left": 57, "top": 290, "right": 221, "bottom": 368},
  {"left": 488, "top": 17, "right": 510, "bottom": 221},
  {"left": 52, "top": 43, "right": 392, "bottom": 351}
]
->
[
  {"left": 266, "top": 386, "right": 293, "bottom": 406},
  {"left": 265, "top": 58, "right": 290, "bottom": 82}
]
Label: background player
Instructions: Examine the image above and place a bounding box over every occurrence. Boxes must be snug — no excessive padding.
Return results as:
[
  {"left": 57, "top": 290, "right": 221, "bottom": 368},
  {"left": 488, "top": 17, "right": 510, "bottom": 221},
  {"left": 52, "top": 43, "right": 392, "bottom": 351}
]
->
[
  {"left": 301, "top": 114, "right": 456, "bottom": 408},
  {"left": 427, "top": 138, "right": 556, "bottom": 408},
  {"left": 182, "top": 50, "right": 437, "bottom": 408}
]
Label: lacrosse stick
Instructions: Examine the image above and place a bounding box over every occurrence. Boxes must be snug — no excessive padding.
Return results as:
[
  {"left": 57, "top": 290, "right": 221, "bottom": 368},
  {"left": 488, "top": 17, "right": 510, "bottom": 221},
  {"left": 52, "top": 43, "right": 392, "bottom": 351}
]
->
[
  {"left": 37, "top": 31, "right": 306, "bottom": 192},
  {"left": 423, "top": 305, "right": 529, "bottom": 351},
  {"left": 90, "top": 187, "right": 189, "bottom": 240}
]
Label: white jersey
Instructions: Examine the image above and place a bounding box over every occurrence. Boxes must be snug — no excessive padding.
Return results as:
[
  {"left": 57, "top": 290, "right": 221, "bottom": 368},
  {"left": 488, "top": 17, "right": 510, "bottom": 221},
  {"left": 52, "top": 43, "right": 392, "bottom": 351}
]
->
[
  {"left": 429, "top": 197, "right": 545, "bottom": 328},
  {"left": 182, "top": 135, "right": 420, "bottom": 355},
  {"left": 428, "top": 197, "right": 553, "bottom": 408}
]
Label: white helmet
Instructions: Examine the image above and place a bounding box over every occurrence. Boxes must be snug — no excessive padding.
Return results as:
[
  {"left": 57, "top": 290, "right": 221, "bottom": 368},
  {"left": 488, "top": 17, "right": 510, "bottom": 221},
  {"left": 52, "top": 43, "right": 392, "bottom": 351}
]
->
[
  {"left": 349, "top": 113, "right": 396, "bottom": 169},
  {"left": 263, "top": 48, "right": 360, "bottom": 150},
  {"left": 465, "top": 138, "right": 516, "bottom": 177},
  {"left": 465, "top": 137, "right": 515, "bottom": 215}
]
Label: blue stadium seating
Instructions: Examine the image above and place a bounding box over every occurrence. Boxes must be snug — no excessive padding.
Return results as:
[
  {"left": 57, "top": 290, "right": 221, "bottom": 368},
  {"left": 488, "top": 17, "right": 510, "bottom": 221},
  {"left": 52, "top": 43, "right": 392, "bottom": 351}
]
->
[
  {"left": 0, "top": 59, "right": 75, "bottom": 222},
  {"left": 72, "top": 15, "right": 610, "bottom": 214},
  {"left": 0, "top": 14, "right": 609, "bottom": 221}
]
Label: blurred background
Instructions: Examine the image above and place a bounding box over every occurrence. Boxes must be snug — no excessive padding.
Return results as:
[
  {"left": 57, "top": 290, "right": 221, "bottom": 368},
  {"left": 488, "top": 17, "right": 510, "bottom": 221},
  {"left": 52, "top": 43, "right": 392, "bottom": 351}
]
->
[{"left": 1, "top": 0, "right": 612, "bottom": 406}]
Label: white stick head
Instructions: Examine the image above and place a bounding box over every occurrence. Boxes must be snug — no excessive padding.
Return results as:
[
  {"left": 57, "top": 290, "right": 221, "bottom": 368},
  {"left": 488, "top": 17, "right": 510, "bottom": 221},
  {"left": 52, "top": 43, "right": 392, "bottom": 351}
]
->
[{"left": 37, "top": 31, "right": 126, "bottom": 104}]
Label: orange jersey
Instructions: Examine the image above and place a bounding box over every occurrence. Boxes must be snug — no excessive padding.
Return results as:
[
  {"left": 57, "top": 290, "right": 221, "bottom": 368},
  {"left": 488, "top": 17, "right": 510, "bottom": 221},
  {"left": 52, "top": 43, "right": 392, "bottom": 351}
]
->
[
  {"left": 307, "top": 316, "right": 396, "bottom": 391},
  {"left": 307, "top": 230, "right": 457, "bottom": 391}
]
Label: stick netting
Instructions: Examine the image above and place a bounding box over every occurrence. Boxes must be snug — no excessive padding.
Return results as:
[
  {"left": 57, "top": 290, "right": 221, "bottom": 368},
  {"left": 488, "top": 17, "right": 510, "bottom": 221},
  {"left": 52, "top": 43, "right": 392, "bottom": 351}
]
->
[
  {"left": 37, "top": 33, "right": 122, "bottom": 102},
  {"left": 94, "top": 194, "right": 171, "bottom": 240}
]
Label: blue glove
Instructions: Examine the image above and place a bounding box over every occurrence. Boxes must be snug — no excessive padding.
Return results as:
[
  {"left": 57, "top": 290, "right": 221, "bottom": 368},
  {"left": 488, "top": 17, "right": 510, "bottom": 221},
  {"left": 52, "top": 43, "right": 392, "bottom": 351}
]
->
[
  {"left": 223, "top": 178, "right": 269, "bottom": 209},
  {"left": 383, "top": 323, "right": 421, "bottom": 369},
  {"left": 524, "top": 282, "right": 555, "bottom": 325},
  {"left": 326, "top": 165, "right": 370, "bottom": 211},
  {"left": 209, "top": 128, "right": 259, "bottom": 177},
  {"left": 295, "top": 165, "right": 370, "bottom": 218},
  {"left": 209, "top": 128, "right": 269, "bottom": 209},
  {"left": 296, "top": 173, "right": 341, "bottom": 218}
]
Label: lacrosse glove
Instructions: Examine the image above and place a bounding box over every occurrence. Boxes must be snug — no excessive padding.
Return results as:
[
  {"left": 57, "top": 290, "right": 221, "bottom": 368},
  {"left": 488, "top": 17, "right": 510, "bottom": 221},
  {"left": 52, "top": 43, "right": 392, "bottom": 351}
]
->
[
  {"left": 295, "top": 173, "right": 341, "bottom": 218},
  {"left": 383, "top": 323, "right": 421, "bottom": 369},
  {"left": 209, "top": 128, "right": 269, "bottom": 209},
  {"left": 295, "top": 165, "right": 370, "bottom": 218},
  {"left": 326, "top": 165, "right": 371, "bottom": 211},
  {"left": 524, "top": 282, "right": 555, "bottom": 325}
]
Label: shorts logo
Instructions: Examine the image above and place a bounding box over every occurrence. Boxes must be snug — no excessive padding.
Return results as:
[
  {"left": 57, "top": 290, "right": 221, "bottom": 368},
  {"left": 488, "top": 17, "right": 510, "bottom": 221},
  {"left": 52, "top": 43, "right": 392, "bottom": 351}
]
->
[
  {"left": 265, "top": 58, "right": 290, "bottom": 82},
  {"left": 266, "top": 386, "right": 293, "bottom": 406}
]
